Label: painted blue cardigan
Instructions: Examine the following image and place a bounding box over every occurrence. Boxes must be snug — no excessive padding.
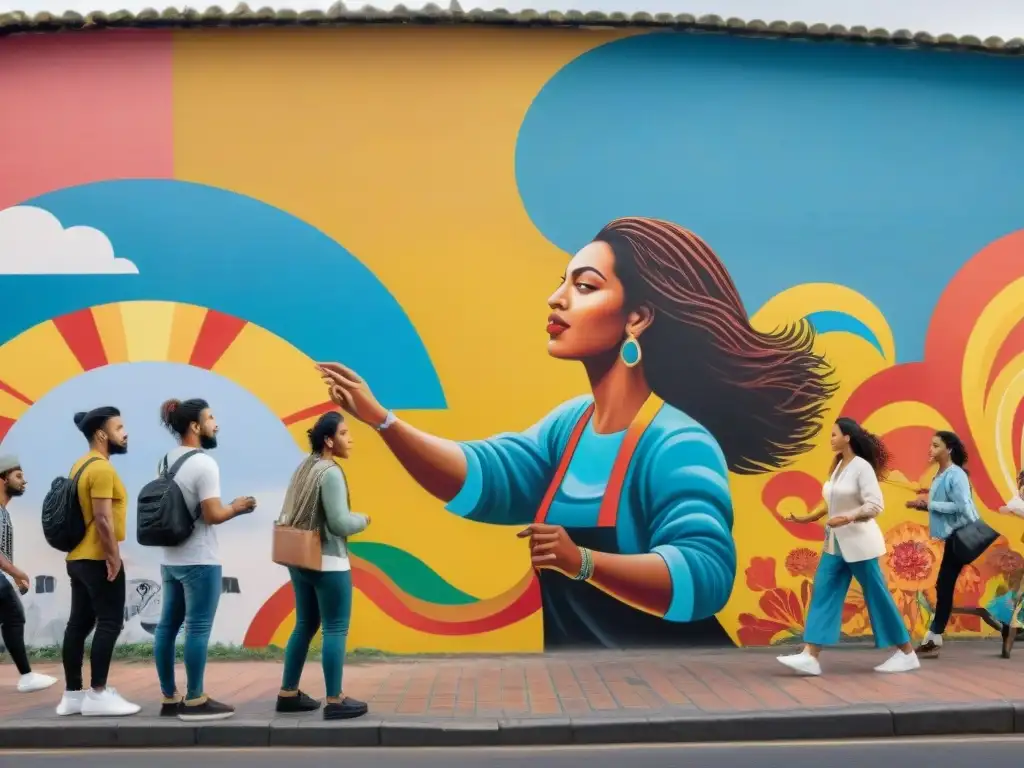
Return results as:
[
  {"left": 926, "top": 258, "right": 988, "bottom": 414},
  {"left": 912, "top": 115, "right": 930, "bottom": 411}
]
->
[{"left": 445, "top": 395, "right": 737, "bottom": 623}]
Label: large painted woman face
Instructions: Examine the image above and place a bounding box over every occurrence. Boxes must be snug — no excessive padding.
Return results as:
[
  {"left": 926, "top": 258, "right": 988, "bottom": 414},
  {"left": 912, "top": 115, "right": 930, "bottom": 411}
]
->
[{"left": 545, "top": 241, "right": 630, "bottom": 361}]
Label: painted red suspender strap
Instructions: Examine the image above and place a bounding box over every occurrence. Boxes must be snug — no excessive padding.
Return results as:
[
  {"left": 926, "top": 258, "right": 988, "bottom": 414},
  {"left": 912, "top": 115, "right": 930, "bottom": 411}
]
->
[
  {"left": 533, "top": 404, "right": 594, "bottom": 524},
  {"left": 533, "top": 396, "right": 664, "bottom": 528}
]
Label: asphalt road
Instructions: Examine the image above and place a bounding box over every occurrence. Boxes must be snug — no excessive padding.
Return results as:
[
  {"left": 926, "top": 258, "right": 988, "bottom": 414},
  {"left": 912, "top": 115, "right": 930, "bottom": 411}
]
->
[{"left": 4, "top": 737, "right": 1024, "bottom": 767}]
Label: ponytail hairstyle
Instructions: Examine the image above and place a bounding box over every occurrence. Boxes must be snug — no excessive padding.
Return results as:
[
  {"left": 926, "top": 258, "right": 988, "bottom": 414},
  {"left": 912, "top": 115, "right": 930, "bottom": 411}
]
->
[
  {"left": 160, "top": 398, "right": 210, "bottom": 440},
  {"left": 833, "top": 417, "right": 892, "bottom": 480},
  {"left": 935, "top": 430, "right": 969, "bottom": 474},
  {"left": 308, "top": 411, "right": 343, "bottom": 454}
]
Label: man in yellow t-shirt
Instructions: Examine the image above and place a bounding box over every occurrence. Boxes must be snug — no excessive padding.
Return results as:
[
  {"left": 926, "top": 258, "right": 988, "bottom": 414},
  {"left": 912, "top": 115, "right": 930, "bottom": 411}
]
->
[{"left": 56, "top": 406, "right": 140, "bottom": 719}]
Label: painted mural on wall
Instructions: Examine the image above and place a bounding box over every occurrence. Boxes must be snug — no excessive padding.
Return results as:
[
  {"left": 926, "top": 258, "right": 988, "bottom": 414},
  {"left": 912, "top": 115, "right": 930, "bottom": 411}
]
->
[{"left": 1, "top": 26, "right": 1024, "bottom": 653}]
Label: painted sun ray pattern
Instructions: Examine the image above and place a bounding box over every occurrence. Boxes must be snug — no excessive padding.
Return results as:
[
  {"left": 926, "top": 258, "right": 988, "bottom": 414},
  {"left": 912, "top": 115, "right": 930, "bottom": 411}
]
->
[{"left": 0, "top": 300, "right": 333, "bottom": 442}]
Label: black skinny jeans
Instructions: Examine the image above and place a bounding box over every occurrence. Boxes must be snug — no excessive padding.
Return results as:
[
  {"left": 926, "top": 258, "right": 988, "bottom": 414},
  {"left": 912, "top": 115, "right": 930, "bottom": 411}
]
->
[
  {"left": 62, "top": 560, "right": 125, "bottom": 690},
  {"left": 0, "top": 576, "right": 31, "bottom": 675},
  {"left": 931, "top": 541, "right": 967, "bottom": 635}
]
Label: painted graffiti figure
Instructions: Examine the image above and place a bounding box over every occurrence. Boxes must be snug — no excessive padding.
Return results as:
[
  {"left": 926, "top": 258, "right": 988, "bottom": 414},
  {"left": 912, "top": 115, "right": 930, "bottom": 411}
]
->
[
  {"left": 0, "top": 454, "right": 58, "bottom": 693},
  {"left": 779, "top": 418, "right": 919, "bottom": 675},
  {"left": 318, "top": 217, "right": 834, "bottom": 648}
]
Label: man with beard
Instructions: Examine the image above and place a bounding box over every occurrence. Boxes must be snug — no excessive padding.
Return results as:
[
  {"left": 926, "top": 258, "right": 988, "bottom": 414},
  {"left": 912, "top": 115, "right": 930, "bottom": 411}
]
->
[
  {"left": 0, "top": 455, "right": 58, "bottom": 693},
  {"left": 153, "top": 398, "right": 256, "bottom": 722},
  {"left": 57, "top": 406, "right": 140, "bottom": 717}
]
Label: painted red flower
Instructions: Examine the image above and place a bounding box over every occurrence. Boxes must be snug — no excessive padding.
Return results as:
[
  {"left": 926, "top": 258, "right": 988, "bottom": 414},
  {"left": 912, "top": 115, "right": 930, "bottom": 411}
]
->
[
  {"left": 785, "top": 548, "right": 820, "bottom": 578},
  {"left": 745, "top": 557, "right": 777, "bottom": 592},
  {"left": 737, "top": 580, "right": 812, "bottom": 646}
]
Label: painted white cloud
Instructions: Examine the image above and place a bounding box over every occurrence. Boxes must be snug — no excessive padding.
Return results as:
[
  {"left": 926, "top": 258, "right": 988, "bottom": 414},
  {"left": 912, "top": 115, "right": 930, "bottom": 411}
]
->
[{"left": 0, "top": 205, "right": 138, "bottom": 275}]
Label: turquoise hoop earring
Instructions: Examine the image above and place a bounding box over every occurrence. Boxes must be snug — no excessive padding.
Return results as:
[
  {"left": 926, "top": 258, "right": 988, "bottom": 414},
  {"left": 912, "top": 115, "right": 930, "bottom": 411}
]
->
[{"left": 620, "top": 334, "right": 642, "bottom": 368}]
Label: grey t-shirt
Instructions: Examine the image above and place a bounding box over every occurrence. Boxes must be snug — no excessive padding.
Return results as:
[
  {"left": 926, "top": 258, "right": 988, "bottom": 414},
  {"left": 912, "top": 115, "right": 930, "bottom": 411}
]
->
[
  {"left": 0, "top": 504, "right": 13, "bottom": 586},
  {"left": 159, "top": 447, "right": 222, "bottom": 566}
]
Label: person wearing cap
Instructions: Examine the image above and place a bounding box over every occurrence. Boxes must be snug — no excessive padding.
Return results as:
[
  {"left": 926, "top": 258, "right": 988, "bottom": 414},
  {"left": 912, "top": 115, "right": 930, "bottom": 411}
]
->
[
  {"left": 0, "top": 454, "right": 58, "bottom": 693},
  {"left": 56, "top": 406, "right": 140, "bottom": 718}
]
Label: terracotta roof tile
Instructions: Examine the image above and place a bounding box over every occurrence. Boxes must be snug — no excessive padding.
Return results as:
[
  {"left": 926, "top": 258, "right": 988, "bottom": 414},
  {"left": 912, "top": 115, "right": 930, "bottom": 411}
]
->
[{"left": 1, "top": 2, "right": 1023, "bottom": 54}]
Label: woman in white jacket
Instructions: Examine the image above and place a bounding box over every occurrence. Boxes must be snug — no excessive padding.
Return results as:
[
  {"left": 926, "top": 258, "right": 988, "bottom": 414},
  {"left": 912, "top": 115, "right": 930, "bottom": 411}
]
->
[{"left": 778, "top": 417, "right": 920, "bottom": 676}]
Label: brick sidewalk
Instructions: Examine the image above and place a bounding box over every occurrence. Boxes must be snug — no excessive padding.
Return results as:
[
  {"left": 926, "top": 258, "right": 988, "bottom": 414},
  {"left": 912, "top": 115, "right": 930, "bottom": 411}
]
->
[{"left": 1, "top": 642, "right": 1023, "bottom": 747}]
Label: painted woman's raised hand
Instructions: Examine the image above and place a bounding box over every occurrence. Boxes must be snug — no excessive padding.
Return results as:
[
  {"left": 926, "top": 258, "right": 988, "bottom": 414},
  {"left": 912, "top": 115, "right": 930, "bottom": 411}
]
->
[{"left": 316, "top": 362, "right": 388, "bottom": 427}]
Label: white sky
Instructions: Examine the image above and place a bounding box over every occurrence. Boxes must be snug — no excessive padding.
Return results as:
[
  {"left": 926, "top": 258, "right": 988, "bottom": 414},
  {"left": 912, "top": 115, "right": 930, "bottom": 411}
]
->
[{"left": 2, "top": 0, "right": 1024, "bottom": 40}]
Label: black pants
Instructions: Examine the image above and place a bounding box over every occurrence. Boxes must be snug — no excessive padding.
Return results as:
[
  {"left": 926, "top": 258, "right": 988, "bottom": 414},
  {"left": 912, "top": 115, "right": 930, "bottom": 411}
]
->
[
  {"left": 931, "top": 541, "right": 967, "bottom": 635},
  {"left": 0, "top": 577, "right": 31, "bottom": 675},
  {"left": 62, "top": 560, "right": 125, "bottom": 691}
]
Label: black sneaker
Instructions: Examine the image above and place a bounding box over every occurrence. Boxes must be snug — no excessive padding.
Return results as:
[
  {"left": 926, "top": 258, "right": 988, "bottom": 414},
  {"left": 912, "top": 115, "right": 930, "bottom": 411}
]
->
[
  {"left": 178, "top": 696, "right": 235, "bottom": 722},
  {"left": 276, "top": 690, "right": 321, "bottom": 713},
  {"left": 915, "top": 640, "right": 940, "bottom": 659},
  {"left": 160, "top": 698, "right": 183, "bottom": 717},
  {"left": 324, "top": 697, "right": 368, "bottom": 720}
]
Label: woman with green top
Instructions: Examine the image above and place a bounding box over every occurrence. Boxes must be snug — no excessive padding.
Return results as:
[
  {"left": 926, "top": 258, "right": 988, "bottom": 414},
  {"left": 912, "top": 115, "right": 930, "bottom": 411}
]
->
[{"left": 274, "top": 411, "right": 370, "bottom": 720}]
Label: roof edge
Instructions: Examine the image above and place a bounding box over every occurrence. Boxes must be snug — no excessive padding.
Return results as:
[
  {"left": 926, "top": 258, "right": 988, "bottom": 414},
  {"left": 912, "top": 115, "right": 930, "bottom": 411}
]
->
[{"left": 1, "top": 3, "right": 1023, "bottom": 54}]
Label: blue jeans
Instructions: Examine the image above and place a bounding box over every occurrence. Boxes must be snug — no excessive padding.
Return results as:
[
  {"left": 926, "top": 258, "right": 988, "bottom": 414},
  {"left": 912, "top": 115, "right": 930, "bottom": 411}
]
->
[
  {"left": 804, "top": 551, "right": 910, "bottom": 648},
  {"left": 281, "top": 568, "right": 352, "bottom": 699},
  {"left": 153, "top": 564, "right": 222, "bottom": 700}
]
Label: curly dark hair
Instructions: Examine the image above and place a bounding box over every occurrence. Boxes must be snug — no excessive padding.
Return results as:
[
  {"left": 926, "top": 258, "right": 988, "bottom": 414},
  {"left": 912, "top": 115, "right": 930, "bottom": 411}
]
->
[
  {"left": 594, "top": 217, "right": 837, "bottom": 474},
  {"left": 832, "top": 416, "right": 892, "bottom": 479}
]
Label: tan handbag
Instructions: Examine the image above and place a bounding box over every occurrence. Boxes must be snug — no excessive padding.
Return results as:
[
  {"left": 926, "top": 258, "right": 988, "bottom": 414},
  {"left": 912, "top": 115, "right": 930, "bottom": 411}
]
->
[
  {"left": 272, "top": 524, "right": 322, "bottom": 571},
  {"left": 272, "top": 456, "right": 335, "bottom": 572}
]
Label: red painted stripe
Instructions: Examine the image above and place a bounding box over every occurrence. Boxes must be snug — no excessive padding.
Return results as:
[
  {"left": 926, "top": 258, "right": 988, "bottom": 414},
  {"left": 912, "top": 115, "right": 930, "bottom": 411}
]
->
[
  {"left": 534, "top": 405, "right": 593, "bottom": 524},
  {"left": 242, "top": 582, "right": 294, "bottom": 647},
  {"left": 0, "top": 417, "right": 15, "bottom": 441},
  {"left": 282, "top": 401, "right": 338, "bottom": 426},
  {"left": 189, "top": 310, "right": 247, "bottom": 370},
  {"left": 597, "top": 401, "right": 661, "bottom": 528},
  {"left": 986, "top": 318, "right": 1024, "bottom": 400},
  {"left": 243, "top": 566, "right": 543, "bottom": 647},
  {"left": 52, "top": 308, "right": 107, "bottom": 371},
  {"left": 760, "top": 471, "right": 828, "bottom": 542},
  {"left": 1013, "top": 401, "right": 1024, "bottom": 473},
  {"left": 0, "top": 380, "right": 33, "bottom": 406},
  {"left": 351, "top": 568, "right": 541, "bottom": 636}
]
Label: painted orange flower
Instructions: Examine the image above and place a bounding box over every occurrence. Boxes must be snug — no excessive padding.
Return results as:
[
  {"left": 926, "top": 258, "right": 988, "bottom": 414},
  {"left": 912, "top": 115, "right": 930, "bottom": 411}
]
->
[
  {"left": 881, "top": 521, "right": 941, "bottom": 592},
  {"left": 981, "top": 539, "right": 1024, "bottom": 581},
  {"left": 785, "top": 548, "right": 820, "bottom": 578}
]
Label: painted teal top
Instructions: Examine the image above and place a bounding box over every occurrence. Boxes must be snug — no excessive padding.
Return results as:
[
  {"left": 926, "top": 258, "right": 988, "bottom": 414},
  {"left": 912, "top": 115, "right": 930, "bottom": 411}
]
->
[
  {"left": 445, "top": 395, "right": 736, "bottom": 623},
  {"left": 927, "top": 464, "right": 979, "bottom": 541}
]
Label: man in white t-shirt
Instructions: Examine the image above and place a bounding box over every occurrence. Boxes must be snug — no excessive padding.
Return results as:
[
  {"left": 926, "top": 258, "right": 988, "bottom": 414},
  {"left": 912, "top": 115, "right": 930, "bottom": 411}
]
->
[{"left": 151, "top": 398, "right": 257, "bottom": 723}]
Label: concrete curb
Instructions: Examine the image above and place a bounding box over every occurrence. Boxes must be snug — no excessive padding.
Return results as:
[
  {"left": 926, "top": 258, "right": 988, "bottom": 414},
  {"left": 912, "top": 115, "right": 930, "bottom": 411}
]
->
[{"left": 2, "top": 701, "right": 1024, "bottom": 749}]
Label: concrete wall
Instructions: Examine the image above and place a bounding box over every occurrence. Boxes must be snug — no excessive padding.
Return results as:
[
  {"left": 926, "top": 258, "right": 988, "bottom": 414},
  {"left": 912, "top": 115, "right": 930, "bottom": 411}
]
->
[{"left": 1, "top": 26, "right": 1024, "bottom": 653}]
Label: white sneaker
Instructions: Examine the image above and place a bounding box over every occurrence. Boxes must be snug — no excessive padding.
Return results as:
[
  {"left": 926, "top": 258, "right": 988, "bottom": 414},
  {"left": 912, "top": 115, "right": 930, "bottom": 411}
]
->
[
  {"left": 777, "top": 650, "right": 822, "bottom": 676},
  {"left": 56, "top": 690, "right": 86, "bottom": 716},
  {"left": 874, "top": 650, "right": 921, "bottom": 673},
  {"left": 81, "top": 687, "right": 141, "bottom": 717},
  {"left": 17, "top": 672, "right": 58, "bottom": 693}
]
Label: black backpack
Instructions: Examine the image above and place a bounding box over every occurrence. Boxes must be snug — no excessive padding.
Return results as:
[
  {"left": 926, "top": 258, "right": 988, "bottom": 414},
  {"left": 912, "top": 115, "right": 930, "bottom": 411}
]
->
[
  {"left": 136, "top": 450, "right": 201, "bottom": 547},
  {"left": 41, "top": 457, "right": 101, "bottom": 553}
]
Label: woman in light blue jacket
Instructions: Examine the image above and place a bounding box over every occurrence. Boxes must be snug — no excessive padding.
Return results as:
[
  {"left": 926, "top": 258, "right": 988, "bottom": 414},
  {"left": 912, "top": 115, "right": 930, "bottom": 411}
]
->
[{"left": 906, "top": 431, "right": 980, "bottom": 658}]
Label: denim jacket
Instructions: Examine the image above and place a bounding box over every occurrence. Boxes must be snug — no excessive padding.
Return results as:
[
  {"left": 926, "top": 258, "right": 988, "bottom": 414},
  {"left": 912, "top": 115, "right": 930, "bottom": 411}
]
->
[{"left": 928, "top": 464, "right": 980, "bottom": 541}]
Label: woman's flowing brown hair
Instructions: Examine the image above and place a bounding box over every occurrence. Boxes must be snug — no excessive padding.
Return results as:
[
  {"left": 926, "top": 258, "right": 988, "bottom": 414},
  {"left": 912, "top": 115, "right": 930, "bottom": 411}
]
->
[{"left": 595, "top": 217, "right": 837, "bottom": 475}]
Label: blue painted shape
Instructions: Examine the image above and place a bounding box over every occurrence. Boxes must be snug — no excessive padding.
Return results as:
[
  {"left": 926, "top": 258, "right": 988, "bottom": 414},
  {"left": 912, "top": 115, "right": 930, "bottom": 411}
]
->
[
  {"left": 4, "top": 180, "right": 444, "bottom": 410},
  {"left": 804, "top": 311, "right": 885, "bottom": 357},
  {"left": 515, "top": 32, "right": 1024, "bottom": 362}
]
